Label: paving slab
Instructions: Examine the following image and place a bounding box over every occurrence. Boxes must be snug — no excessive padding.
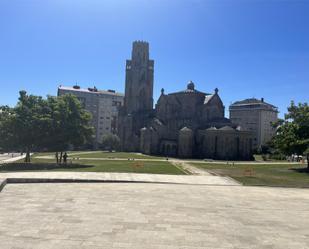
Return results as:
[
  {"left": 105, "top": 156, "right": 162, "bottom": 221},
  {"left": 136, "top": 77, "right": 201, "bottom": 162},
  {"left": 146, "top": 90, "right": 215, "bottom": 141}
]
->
[
  {"left": 0, "top": 183, "right": 309, "bottom": 248},
  {"left": 0, "top": 172, "right": 240, "bottom": 186}
]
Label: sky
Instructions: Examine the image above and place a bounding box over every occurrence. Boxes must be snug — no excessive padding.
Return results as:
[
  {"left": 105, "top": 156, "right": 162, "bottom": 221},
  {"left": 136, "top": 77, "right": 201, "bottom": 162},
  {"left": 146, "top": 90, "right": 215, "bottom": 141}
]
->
[{"left": 0, "top": 0, "right": 308, "bottom": 118}]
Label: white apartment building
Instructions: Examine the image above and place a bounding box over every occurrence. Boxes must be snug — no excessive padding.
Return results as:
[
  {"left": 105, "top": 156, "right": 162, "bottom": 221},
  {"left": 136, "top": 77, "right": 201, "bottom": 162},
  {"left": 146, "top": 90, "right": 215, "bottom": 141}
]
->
[
  {"left": 58, "top": 85, "right": 124, "bottom": 145},
  {"left": 229, "top": 98, "right": 278, "bottom": 149}
]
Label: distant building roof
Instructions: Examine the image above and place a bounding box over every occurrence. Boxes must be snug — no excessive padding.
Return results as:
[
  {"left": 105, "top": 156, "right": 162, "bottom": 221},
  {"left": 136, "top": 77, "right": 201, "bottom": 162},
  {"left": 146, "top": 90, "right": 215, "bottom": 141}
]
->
[
  {"left": 58, "top": 85, "right": 124, "bottom": 97},
  {"left": 229, "top": 98, "right": 278, "bottom": 112}
]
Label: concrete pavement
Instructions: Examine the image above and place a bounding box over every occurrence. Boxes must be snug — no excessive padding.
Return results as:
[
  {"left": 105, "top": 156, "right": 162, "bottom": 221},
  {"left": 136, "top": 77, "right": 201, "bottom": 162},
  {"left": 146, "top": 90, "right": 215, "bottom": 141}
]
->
[{"left": 0, "top": 182, "right": 309, "bottom": 248}]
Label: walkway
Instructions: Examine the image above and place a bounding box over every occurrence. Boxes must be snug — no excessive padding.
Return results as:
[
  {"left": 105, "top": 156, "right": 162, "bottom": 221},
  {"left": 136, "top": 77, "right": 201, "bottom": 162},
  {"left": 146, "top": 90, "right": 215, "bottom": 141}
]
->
[
  {"left": 170, "top": 159, "right": 212, "bottom": 175},
  {"left": 0, "top": 153, "right": 26, "bottom": 163}
]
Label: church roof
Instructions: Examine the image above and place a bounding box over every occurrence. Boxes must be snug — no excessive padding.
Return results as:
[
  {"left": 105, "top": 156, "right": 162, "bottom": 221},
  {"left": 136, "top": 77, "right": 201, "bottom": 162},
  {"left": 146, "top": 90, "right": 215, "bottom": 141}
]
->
[
  {"left": 169, "top": 81, "right": 208, "bottom": 95},
  {"left": 180, "top": 126, "right": 193, "bottom": 132},
  {"left": 204, "top": 94, "right": 214, "bottom": 104},
  {"left": 219, "top": 126, "right": 235, "bottom": 131},
  {"left": 206, "top": 127, "right": 217, "bottom": 131},
  {"left": 236, "top": 125, "right": 243, "bottom": 131},
  {"left": 170, "top": 88, "right": 206, "bottom": 95},
  {"left": 153, "top": 118, "right": 163, "bottom": 126}
]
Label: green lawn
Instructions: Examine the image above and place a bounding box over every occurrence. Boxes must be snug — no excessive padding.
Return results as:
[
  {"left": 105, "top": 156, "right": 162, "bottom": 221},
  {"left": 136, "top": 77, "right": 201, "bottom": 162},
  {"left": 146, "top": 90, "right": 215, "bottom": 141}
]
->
[
  {"left": 253, "top": 154, "right": 286, "bottom": 162},
  {"left": 33, "top": 151, "right": 165, "bottom": 160},
  {"left": 71, "top": 151, "right": 164, "bottom": 159},
  {"left": 192, "top": 162, "right": 309, "bottom": 187},
  {"left": 0, "top": 157, "right": 186, "bottom": 175}
]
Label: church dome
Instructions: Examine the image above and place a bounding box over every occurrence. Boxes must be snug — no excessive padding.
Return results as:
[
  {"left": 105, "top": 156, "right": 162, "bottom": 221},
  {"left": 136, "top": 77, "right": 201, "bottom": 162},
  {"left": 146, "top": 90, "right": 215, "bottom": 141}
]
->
[{"left": 187, "top": 81, "right": 195, "bottom": 90}]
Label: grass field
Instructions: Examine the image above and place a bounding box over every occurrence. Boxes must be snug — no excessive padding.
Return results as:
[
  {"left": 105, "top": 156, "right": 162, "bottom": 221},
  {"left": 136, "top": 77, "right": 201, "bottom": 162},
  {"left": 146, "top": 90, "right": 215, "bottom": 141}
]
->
[
  {"left": 3, "top": 151, "right": 308, "bottom": 187},
  {"left": 33, "top": 151, "right": 165, "bottom": 160},
  {"left": 68, "top": 151, "right": 165, "bottom": 159},
  {"left": 0, "top": 156, "right": 186, "bottom": 175},
  {"left": 192, "top": 162, "right": 309, "bottom": 187}
]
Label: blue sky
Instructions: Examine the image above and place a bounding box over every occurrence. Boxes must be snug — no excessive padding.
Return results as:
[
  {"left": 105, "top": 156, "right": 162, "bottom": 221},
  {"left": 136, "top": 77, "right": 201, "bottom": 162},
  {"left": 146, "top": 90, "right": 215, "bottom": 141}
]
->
[{"left": 0, "top": 0, "right": 308, "bottom": 118}]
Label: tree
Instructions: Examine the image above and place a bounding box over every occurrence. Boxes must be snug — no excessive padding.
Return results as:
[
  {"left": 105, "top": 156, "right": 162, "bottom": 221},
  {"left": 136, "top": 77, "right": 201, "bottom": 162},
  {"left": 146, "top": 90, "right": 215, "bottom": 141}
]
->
[
  {"left": 44, "top": 94, "right": 94, "bottom": 163},
  {"left": 0, "top": 91, "right": 50, "bottom": 162},
  {"left": 0, "top": 106, "right": 17, "bottom": 152},
  {"left": 272, "top": 101, "right": 309, "bottom": 164},
  {"left": 304, "top": 147, "right": 309, "bottom": 168},
  {"left": 0, "top": 92, "right": 94, "bottom": 163},
  {"left": 100, "top": 134, "right": 121, "bottom": 152}
]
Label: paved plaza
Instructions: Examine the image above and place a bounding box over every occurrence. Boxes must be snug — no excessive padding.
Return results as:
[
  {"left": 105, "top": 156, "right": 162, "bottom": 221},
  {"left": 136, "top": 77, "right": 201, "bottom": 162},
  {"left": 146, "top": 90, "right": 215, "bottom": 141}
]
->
[{"left": 0, "top": 182, "right": 309, "bottom": 249}]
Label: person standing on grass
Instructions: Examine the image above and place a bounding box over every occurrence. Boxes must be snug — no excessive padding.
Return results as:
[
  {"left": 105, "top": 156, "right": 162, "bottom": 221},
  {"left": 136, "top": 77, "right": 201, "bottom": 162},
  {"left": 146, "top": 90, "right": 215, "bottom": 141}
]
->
[
  {"left": 63, "top": 152, "right": 68, "bottom": 164},
  {"left": 55, "top": 152, "right": 59, "bottom": 164}
]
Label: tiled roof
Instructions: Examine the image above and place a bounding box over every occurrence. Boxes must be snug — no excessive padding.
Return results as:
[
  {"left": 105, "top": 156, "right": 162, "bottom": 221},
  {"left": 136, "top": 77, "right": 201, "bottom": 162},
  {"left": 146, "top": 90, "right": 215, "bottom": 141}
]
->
[
  {"left": 169, "top": 88, "right": 206, "bottom": 95},
  {"left": 204, "top": 94, "right": 214, "bottom": 104},
  {"left": 219, "top": 126, "right": 235, "bottom": 131},
  {"left": 230, "top": 98, "right": 277, "bottom": 109},
  {"left": 180, "top": 127, "right": 193, "bottom": 132}
]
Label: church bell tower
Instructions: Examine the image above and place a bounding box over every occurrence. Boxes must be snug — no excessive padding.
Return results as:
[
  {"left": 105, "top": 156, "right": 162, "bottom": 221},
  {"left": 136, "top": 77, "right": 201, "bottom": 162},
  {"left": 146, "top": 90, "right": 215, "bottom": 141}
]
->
[{"left": 124, "top": 41, "right": 154, "bottom": 114}]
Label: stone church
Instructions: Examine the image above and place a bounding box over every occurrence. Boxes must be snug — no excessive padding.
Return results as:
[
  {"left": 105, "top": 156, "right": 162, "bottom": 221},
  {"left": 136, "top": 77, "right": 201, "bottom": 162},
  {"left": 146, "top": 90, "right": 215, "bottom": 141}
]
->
[{"left": 118, "top": 41, "right": 253, "bottom": 160}]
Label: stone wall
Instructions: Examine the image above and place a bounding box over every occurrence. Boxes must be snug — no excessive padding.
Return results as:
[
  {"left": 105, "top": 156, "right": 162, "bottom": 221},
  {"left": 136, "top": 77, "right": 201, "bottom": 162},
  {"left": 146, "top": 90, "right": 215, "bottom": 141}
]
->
[{"left": 197, "top": 128, "right": 253, "bottom": 160}]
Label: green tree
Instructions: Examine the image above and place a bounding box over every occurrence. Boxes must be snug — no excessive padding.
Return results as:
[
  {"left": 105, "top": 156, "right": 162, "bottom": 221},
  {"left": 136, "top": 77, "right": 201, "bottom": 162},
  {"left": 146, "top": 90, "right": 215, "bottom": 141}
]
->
[
  {"left": 0, "top": 106, "right": 17, "bottom": 152},
  {"left": 272, "top": 101, "right": 309, "bottom": 166},
  {"left": 304, "top": 147, "right": 309, "bottom": 168},
  {"left": 0, "top": 91, "right": 50, "bottom": 162},
  {"left": 44, "top": 94, "right": 94, "bottom": 163},
  {"left": 0, "top": 92, "right": 94, "bottom": 164},
  {"left": 100, "top": 134, "right": 121, "bottom": 152}
]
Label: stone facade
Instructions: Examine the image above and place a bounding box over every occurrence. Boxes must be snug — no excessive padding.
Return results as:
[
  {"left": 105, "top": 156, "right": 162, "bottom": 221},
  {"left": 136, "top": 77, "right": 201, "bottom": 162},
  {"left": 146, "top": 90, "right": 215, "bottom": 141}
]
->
[
  {"left": 118, "top": 41, "right": 253, "bottom": 160},
  {"left": 58, "top": 86, "right": 124, "bottom": 146},
  {"left": 118, "top": 41, "right": 155, "bottom": 152},
  {"left": 229, "top": 98, "right": 278, "bottom": 149}
]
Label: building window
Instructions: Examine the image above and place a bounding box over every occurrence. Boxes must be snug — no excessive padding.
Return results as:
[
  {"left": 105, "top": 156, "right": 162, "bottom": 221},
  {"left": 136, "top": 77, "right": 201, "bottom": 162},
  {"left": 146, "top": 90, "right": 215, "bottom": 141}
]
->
[{"left": 112, "top": 101, "right": 122, "bottom": 106}]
